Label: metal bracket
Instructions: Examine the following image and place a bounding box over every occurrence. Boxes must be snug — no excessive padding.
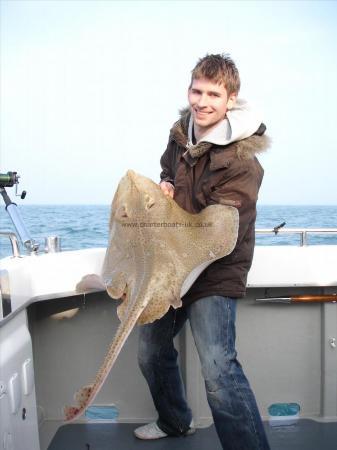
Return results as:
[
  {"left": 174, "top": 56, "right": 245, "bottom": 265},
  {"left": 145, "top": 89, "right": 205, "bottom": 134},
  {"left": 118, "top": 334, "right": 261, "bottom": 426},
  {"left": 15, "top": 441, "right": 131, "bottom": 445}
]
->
[
  {"left": 0, "top": 380, "right": 7, "bottom": 399},
  {"left": 329, "top": 338, "right": 336, "bottom": 349}
]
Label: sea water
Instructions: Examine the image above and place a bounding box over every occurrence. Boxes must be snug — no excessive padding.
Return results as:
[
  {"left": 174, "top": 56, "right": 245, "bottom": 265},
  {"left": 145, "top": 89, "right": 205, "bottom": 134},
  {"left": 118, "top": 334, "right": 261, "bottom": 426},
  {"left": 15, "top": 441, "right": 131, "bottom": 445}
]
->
[{"left": 0, "top": 205, "right": 337, "bottom": 259}]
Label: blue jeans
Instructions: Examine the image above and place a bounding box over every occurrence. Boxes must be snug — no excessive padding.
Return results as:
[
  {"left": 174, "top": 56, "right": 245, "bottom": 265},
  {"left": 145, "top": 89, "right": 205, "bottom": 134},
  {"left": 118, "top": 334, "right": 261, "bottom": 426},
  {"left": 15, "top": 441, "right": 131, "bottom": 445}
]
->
[{"left": 137, "top": 295, "right": 270, "bottom": 450}]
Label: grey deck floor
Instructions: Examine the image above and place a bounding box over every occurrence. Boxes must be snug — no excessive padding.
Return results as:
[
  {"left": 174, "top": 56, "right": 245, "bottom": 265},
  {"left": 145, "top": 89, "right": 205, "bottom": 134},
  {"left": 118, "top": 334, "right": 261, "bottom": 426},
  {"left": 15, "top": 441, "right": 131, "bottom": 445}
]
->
[{"left": 48, "top": 420, "right": 337, "bottom": 450}]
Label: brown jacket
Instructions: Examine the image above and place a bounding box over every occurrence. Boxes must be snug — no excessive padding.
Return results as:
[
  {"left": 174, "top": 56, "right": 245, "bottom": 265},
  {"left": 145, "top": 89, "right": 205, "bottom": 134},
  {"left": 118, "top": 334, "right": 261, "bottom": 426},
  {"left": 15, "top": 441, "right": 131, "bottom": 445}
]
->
[{"left": 160, "top": 110, "right": 271, "bottom": 305}]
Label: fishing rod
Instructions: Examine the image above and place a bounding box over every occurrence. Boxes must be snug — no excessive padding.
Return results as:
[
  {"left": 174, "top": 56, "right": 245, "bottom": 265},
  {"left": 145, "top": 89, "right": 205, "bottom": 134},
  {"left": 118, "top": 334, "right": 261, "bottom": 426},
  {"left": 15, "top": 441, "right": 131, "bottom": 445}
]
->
[
  {"left": 0, "top": 171, "right": 39, "bottom": 254},
  {"left": 256, "top": 294, "right": 337, "bottom": 304}
]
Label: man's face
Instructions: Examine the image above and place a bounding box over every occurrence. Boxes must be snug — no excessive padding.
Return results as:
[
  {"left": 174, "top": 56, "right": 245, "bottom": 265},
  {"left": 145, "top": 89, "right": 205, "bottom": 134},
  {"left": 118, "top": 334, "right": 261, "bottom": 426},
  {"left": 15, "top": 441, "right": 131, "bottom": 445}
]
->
[{"left": 188, "top": 77, "right": 236, "bottom": 133}]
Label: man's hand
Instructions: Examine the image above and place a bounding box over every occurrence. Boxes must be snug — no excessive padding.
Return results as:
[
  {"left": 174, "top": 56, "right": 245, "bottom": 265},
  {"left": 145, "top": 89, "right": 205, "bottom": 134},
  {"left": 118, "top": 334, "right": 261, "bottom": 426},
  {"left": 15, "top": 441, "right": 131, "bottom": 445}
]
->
[{"left": 160, "top": 181, "right": 175, "bottom": 198}]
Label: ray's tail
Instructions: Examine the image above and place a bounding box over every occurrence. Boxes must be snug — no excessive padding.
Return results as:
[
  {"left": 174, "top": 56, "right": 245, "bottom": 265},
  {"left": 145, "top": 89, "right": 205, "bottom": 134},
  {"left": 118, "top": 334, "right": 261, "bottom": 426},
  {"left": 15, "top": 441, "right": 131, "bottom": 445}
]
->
[{"left": 63, "top": 303, "right": 144, "bottom": 422}]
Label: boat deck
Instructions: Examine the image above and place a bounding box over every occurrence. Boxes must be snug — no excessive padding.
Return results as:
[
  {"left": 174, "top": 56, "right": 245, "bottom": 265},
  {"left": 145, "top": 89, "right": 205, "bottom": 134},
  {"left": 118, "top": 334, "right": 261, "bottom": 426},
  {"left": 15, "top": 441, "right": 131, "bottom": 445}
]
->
[
  {"left": 2, "top": 246, "right": 337, "bottom": 450},
  {"left": 47, "top": 420, "right": 337, "bottom": 450}
]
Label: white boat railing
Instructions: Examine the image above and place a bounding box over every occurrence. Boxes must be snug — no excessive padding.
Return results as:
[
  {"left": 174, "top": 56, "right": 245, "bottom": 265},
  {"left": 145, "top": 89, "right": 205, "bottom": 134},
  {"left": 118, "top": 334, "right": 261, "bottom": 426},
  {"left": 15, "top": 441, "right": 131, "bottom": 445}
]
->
[
  {"left": 256, "top": 228, "right": 337, "bottom": 246},
  {"left": 0, "top": 231, "right": 20, "bottom": 257},
  {"left": 1, "top": 228, "right": 337, "bottom": 258}
]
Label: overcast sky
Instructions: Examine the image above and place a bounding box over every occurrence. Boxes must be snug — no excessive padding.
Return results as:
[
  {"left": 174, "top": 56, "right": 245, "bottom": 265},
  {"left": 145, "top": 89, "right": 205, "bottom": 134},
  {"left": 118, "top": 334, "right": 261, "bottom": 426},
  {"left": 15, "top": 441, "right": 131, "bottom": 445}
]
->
[{"left": 1, "top": 0, "right": 337, "bottom": 205}]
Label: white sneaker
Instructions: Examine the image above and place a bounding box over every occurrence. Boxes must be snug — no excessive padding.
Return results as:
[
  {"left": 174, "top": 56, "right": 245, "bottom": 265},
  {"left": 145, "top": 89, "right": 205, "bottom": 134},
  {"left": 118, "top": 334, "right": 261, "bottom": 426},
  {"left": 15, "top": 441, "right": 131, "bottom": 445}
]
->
[
  {"left": 134, "top": 419, "right": 195, "bottom": 440},
  {"left": 134, "top": 422, "right": 168, "bottom": 440}
]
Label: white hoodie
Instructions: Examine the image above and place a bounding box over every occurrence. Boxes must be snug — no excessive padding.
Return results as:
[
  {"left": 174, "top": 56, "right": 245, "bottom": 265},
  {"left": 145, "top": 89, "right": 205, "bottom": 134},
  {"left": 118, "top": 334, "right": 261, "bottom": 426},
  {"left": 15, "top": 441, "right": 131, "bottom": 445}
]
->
[{"left": 187, "top": 99, "right": 263, "bottom": 146}]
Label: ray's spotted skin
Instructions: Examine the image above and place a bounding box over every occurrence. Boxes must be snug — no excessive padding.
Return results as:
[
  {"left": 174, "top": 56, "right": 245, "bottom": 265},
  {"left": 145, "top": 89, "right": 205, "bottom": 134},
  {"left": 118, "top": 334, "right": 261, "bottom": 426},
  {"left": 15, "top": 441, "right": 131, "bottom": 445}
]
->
[{"left": 64, "top": 170, "right": 239, "bottom": 421}]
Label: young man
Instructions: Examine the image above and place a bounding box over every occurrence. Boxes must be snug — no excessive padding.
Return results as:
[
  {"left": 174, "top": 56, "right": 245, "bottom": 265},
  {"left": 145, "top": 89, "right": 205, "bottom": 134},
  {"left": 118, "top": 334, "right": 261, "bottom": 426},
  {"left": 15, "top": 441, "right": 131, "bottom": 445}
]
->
[{"left": 134, "top": 54, "right": 271, "bottom": 450}]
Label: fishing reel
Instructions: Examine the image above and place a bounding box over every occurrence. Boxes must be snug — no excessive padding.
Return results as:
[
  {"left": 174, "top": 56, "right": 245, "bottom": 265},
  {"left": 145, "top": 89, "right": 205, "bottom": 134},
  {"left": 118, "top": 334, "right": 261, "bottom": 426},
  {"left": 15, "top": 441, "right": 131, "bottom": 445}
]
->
[
  {"left": 1, "top": 171, "right": 39, "bottom": 254},
  {"left": 0, "top": 171, "right": 26, "bottom": 199}
]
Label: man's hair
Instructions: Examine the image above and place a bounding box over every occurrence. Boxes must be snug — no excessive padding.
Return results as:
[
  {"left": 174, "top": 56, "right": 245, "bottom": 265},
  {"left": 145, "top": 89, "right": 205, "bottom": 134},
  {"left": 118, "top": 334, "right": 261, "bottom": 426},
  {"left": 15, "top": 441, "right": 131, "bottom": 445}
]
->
[{"left": 191, "top": 53, "right": 240, "bottom": 94}]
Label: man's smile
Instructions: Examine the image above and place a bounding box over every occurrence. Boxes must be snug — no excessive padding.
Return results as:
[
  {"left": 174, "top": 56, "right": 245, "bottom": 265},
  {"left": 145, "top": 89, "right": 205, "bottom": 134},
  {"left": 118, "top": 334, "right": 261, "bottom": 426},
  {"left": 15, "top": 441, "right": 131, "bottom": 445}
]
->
[{"left": 194, "top": 109, "right": 212, "bottom": 116}]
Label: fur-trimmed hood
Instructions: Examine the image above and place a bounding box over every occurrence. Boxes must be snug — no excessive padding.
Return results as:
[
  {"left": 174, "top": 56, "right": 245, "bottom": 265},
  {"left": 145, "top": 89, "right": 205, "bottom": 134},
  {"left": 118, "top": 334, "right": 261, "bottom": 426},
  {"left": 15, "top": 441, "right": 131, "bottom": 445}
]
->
[{"left": 171, "top": 99, "right": 271, "bottom": 161}]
